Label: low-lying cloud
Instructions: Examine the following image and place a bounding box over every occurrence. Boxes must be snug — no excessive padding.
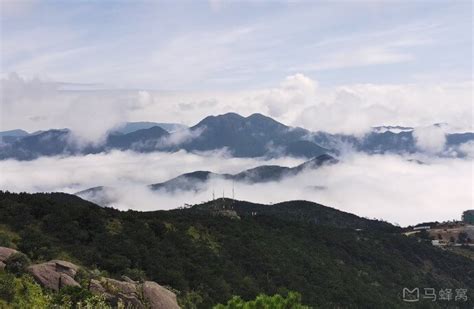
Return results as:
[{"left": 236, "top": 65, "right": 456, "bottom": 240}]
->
[
  {"left": 2, "top": 74, "right": 472, "bottom": 142},
  {"left": 0, "top": 73, "right": 142, "bottom": 146},
  {"left": 0, "top": 150, "right": 471, "bottom": 226},
  {"left": 413, "top": 125, "right": 447, "bottom": 153},
  {"left": 158, "top": 127, "right": 204, "bottom": 148}
]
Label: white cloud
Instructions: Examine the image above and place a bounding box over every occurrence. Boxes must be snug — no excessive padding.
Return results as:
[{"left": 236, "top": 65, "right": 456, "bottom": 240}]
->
[
  {"left": 2, "top": 74, "right": 472, "bottom": 140},
  {"left": 299, "top": 44, "right": 414, "bottom": 71},
  {"left": 458, "top": 141, "right": 474, "bottom": 157},
  {"left": 257, "top": 73, "right": 317, "bottom": 118},
  {"left": 0, "top": 150, "right": 303, "bottom": 193},
  {"left": 413, "top": 126, "right": 446, "bottom": 153},
  {"left": 158, "top": 127, "right": 204, "bottom": 147},
  {"left": 0, "top": 74, "right": 141, "bottom": 145},
  {"left": 0, "top": 150, "right": 471, "bottom": 226}
]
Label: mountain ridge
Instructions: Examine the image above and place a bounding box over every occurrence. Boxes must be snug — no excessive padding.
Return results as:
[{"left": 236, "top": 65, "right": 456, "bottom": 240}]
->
[
  {"left": 1, "top": 113, "right": 473, "bottom": 160},
  {"left": 1, "top": 191, "right": 473, "bottom": 307},
  {"left": 76, "top": 154, "right": 338, "bottom": 205}
]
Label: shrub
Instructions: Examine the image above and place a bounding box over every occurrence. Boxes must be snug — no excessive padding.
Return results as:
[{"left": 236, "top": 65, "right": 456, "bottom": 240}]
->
[
  {"left": 214, "top": 292, "right": 309, "bottom": 309},
  {"left": 5, "top": 252, "right": 31, "bottom": 275}
]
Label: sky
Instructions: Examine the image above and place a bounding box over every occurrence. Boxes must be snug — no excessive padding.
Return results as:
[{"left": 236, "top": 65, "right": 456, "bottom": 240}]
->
[
  {"left": 1, "top": 0, "right": 472, "bottom": 90},
  {"left": 0, "top": 1, "right": 472, "bottom": 137}
]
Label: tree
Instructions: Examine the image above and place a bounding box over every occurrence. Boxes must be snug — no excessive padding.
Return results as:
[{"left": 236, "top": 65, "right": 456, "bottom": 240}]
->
[
  {"left": 4, "top": 252, "right": 31, "bottom": 275},
  {"left": 213, "top": 292, "right": 309, "bottom": 309}
]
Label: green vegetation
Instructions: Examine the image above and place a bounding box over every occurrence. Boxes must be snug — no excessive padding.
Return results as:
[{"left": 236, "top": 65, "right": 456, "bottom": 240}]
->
[
  {"left": 0, "top": 191, "right": 473, "bottom": 307},
  {"left": 214, "top": 292, "right": 309, "bottom": 309},
  {"left": 0, "top": 272, "right": 111, "bottom": 308}
]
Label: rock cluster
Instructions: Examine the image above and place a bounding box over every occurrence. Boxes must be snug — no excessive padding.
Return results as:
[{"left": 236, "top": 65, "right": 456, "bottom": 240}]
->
[
  {"left": 0, "top": 246, "right": 180, "bottom": 308},
  {"left": 89, "top": 277, "right": 180, "bottom": 309}
]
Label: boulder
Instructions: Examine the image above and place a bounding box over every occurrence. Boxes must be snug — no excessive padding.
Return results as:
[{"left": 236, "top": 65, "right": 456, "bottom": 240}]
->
[
  {"left": 89, "top": 279, "right": 115, "bottom": 303},
  {"left": 101, "top": 277, "right": 137, "bottom": 295},
  {"left": 49, "top": 259, "right": 79, "bottom": 277},
  {"left": 0, "top": 247, "right": 18, "bottom": 263},
  {"left": 89, "top": 279, "right": 107, "bottom": 294},
  {"left": 91, "top": 277, "right": 144, "bottom": 308},
  {"left": 27, "top": 260, "right": 80, "bottom": 291},
  {"left": 143, "top": 281, "right": 180, "bottom": 309},
  {"left": 0, "top": 249, "right": 180, "bottom": 309},
  {"left": 89, "top": 278, "right": 180, "bottom": 309}
]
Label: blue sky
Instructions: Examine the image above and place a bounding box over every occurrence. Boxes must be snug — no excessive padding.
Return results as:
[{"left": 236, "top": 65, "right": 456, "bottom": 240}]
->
[{"left": 1, "top": 0, "right": 472, "bottom": 91}]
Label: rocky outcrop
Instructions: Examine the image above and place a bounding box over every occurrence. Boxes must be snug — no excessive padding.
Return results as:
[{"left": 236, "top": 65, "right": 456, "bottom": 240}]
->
[
  {"left": 0, "top": 248, "right": 180, "bottom": 309},
  {"left": 0, "top": 246, "right": 18, "bottom": 270},
  {"left": 27, "top": 260, "right": 80, "bottom": 291},
  {"left": 90, "top": 277, "right": 180, "bottom": 309},
  {"left": 143, "top": 281, "right": 180, "bottom": 309}
]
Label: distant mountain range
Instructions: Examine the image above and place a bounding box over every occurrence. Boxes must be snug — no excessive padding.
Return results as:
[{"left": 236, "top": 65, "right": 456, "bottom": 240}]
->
[
  {"left": 76, "top": 154, "right": 338, "bottom": 206},
  {"left": 114, "top": 121, "right": 188, "bottom": 134},
  {"left": 1, "top": 113, "right": 473, "bottom": 160},
  {"left": 0, "top": 129, "right": 29, "bottom": 144}
]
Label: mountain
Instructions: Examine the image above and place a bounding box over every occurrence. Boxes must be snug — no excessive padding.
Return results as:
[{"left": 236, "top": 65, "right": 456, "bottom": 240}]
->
[
  {"left": 372, "top": 125, "right": 413, "bottom": 133},
  {"left": 0, "top": 129, "right": 79, "bottom": 160},
  {"left": 0, "top": 129, "right": 30, "bottom": 144},
  {"left": 0, "top": 129, "right": 29, "bottom": 138},
  {"left": 115, "top": 121, "right": 187, "bottom": 134},
  {"left": 0, "top": 126, "right": 171, "bottom": 160},
  {"left": 77, "top": 154, "right": 338, "bottom": 204},
  {"left": 310, "top": 127, "right": 474, "bottom": 156},
  {"left": 0, "top": 113, "right": 330, "bottom": 160},
  {"left": 150, "top": 171, "right": 230, "bottom": 193},
  {"left": 181, "top": 113, "right": 328, "bottom": 158},
  {"left": 1, "top": 113, "right": 473, "bottom": 160},
  {"left": 0, "top": 191, "right": 473, "bottom": 308},
  {"left": 358, "top": 130, "right": 417, "bottom": 154},
  {"left": 446, "top": 132, "right": 474, "bottom": 146},
  {"left": 105, "top": 126, "right": 170, "bottom": 151}
]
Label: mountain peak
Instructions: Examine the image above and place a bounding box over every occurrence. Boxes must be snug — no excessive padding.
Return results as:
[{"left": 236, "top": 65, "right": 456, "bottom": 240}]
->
[
  {"left": 246, "top": 113, "right": 269, "bottom": 120},
  {"left": 193, "top": 112, "right": 245, "bottom": 128},
  {"left": 194, "top": 112, "right": 287, "bottom": 128}
]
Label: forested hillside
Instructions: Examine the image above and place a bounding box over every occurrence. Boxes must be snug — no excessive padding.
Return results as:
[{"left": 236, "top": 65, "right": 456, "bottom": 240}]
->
[{"left": 0, "top": 191, "right": 473, "bottom": 308}]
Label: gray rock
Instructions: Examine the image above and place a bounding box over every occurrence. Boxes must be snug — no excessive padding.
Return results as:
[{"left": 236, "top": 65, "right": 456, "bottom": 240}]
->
[
  {"left": 143, "top": 281, "right": 180, "bottom": 309},
  {"left": 89, "top": 277, "right": 180, "bottom": 309},
  {"left": 89, "top": 279, "right": 116, "bottom": 303},
  {"left": 49, "top": 259, "right": 79, "bottom": 277},
  {"left": 27, "top": 260, "right": 80, "bottom": 291},
  {"left": 0, "top": 247, "right": 18, "bottom": 263},
  {"left": 101, "top": 277, "right": 138, "bottom": 295},
  {"left": 91, "top": 277, "right": 144, "bottom": 308},
  {"left": 89, "top": 279, "right": 107, "bottom": 294}
]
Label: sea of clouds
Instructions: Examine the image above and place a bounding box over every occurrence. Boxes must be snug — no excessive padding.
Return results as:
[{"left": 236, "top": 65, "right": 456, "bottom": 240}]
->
[
  {"left": 1, "top": 73, "right": 472, "bottom": 226},
  {"left": 0, "top": 149, "right": 471, "bottom": 226}
]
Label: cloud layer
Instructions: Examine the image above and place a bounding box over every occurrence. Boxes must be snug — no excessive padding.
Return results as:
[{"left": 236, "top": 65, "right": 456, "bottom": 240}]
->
[
  {"left": 0, "top": 150, "right": 471, "bottom": 226},
  {"left": 1, "top": 74, "right": 472, "bottom": 142},
  {"left": 413, "top": 125, "right": 447, "bottom": 153}
]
